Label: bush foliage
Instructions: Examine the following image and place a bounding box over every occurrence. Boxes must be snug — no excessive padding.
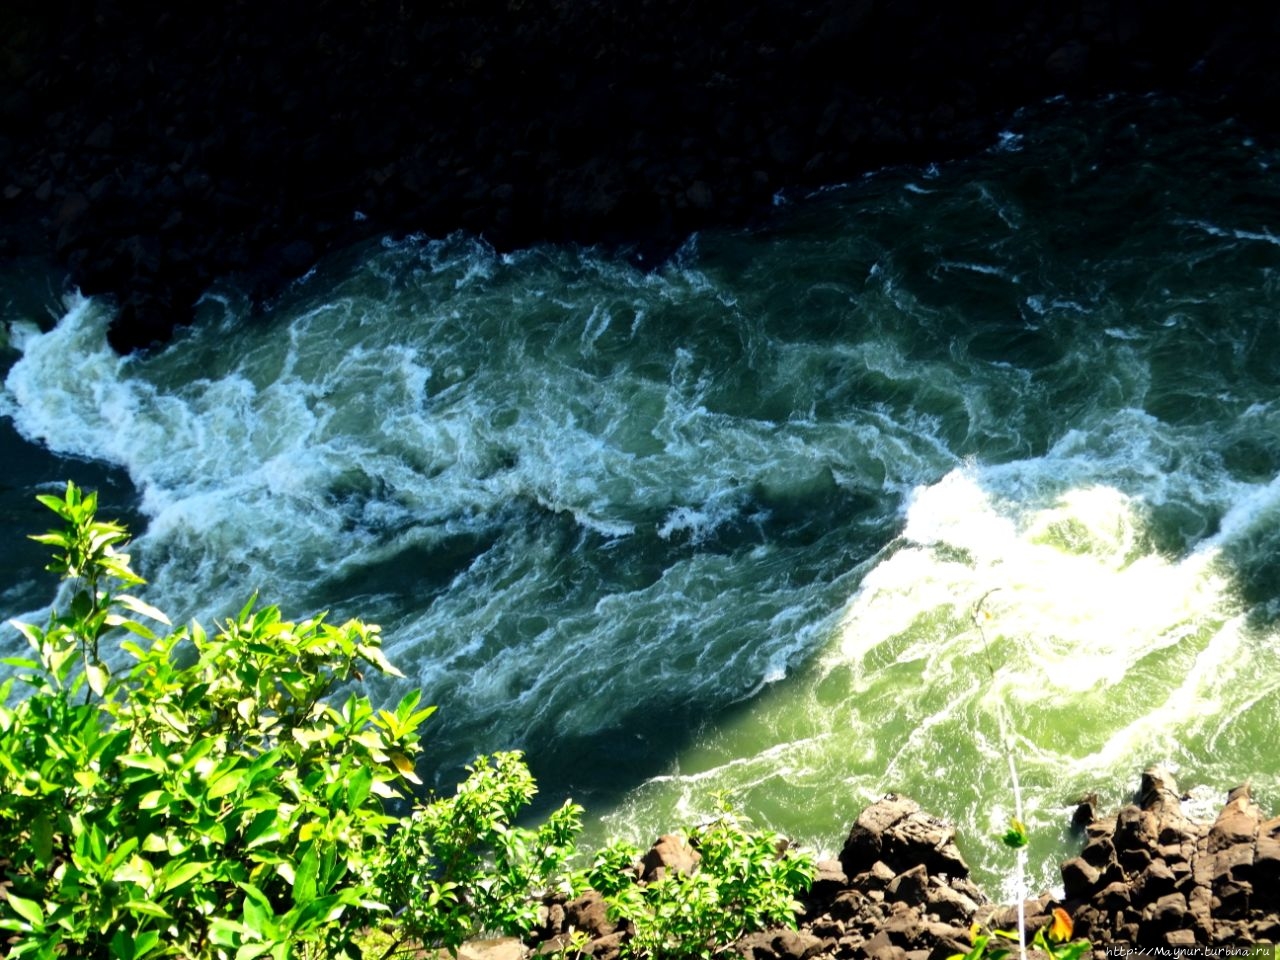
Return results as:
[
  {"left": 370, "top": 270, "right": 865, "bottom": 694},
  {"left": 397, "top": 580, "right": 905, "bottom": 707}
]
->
[
  {"left": 0, "top": 483, "right": 433, "bottom": 958},
  {"left": 0, "top": 483, "right": 814, "bottom": 960},
  {"left": 598, "top": 804, "right": 815, "bottom": 960}
]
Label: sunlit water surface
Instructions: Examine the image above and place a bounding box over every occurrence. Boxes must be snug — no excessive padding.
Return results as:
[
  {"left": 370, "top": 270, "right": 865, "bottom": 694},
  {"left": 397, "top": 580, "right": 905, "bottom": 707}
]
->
[{"left": 4, "top": 95, "right": 1280, "bottom": 895}]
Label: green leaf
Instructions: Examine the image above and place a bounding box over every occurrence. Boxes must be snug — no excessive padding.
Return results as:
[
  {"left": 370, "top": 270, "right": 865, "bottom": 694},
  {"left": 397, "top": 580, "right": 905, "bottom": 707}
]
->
[
  {"left": 110, "top": 927, "right": 136, "bottom": 960},
  {"left": 346, "top": 766, "right": 373, "bottom": 810},
  {"left": 209, "top": 917, "right": 256, "bottom": 946},
  {"left": 116, "top": 594, "right": 171, "bottom": 626},
  {"left": 112, "top": 855, "right": 156, "bottom": 888},
  {"left": 123, "top": 899, "right": 171, "bottom": 919},
  {"left": 237, "top": 593, "right": 260, "bottom": 625},
  {"left": 86, "top": 661, "right": 110, "bottom": 697},
  {"left": 103, "top": 615, "right": 157, "bottom": 642},
  {"left": 132, "top": 930, "right": 162, "bottom": 960},
  {"left": 1001, "top": 817, "right": 1030, "bottom": 850},
  {"left": 4, "top": 892, "right": 44, "bottom": 927},
  {"left": 207, "top": 766, "right": 247, "bottom": 800},
  {"left": 162, "top": 859, "right": 212, "bottom": 893},
  {"left": 30, "top": 815, "right": 54, "bottom": 868},
  {"left": 120, "top": 753, "right": 167, "bottom": 773},
  {"left": 389, "top": 751, "right": 422, "bottom": 784},
  {"left": 243, "top": 809, "right": 284, "bottom": 850},
  {"left": 356, "top": 642, "right": 404, "bottom": 678},
  {"left": 293, "top": 842, "right": 320, "bottom": 905}
]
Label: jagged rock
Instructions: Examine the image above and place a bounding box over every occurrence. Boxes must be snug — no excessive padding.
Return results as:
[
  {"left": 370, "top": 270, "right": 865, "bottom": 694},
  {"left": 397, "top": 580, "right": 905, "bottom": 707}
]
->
[
  {"left": 1254, "top": 817, "right": 1280, "bottom": 907},
  {"left": 886, "top": 865, "right": 928, "bottom": 906},
  {"left": 1080, "top": 835, "right": 1116, "bottom": 868},
  {"left": 585, "top": 932, "right": 623, "bottom": 960},
  {"left": 1139, "top": 766, "right": 1182, "bottom": 814},
  {"left": 828, "top": 889, "right": 872, "bottom": 922},
  {"left": 859, "top": 930, "right": 904, "bottom": 960},
  {"left": 1187, "top": 884, "right": 1213, "bottom": 938},
  {"left": 1071, "top": 793, "right": 1098, "bottom": 830},
  {"left": 1166, "top": 928, "right": 1197, "bottom": 947},
  {"left": 536, "top": 900, "right": 566, "bottom": 936},
  {"left": 565, "top": 890, "right": 616, "bottom": 939},
  {"left": 1114, "top": 805, "right": 1158, "bottom": 854},
  {"left": 1213, "top": 879, "right": 1252, "bottom": 919},
  {"left": 1213, "top": 841, "right": 1255, "bottom": 887},
  {"left": 848, "top": 861, "right": 896, "bottom": 895},
  {"left": 1061, "top": 857, "right": 1101, "bottom": 898},
  {"left": 640, "top": 834, "right": 700, "bottom": 881},
  {"left": 840, "top": 796, "right": 921, "bottom": 876},
  {"left": 924, "top": 881, "right": 980, "bottom": 924},
  {"left": 735, "top": 931, "right": 778, "bottom": 960},
  {"left": 1141, "top": 892, "right": 1188, "bottom": 931},
  {"left": 1137, "top": 859, "right": 1178, "bottom": 900},
  {"left": 840, "top": 797, "right": 969, "bottom": 881},
  {"left": 459, "top": 938, "right": 526, "bottom": 960},
  {"left": 879, "top": 907, "right": 924, "bottom": 947},
  {"left": 1119, "top": 846, "right": 1153, "bottom": 874},
  {"left": 1209, "top": 787, "right": 1260, "bottom": 852},
  {"left": 1211, "top": 919, "right": 1250, "bottom": 946},
  {"left": 769, "top": 928, "right": 826, "bottom": 960},
  {"left": 806, "top": 859, "right": 849, "bottom": 906}
]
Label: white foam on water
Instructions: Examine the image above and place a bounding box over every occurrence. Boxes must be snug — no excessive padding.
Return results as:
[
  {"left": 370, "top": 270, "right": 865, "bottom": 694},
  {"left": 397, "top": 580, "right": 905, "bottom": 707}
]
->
[{"left": 8, "top": 99, "right": 1280, "bottom": 890}]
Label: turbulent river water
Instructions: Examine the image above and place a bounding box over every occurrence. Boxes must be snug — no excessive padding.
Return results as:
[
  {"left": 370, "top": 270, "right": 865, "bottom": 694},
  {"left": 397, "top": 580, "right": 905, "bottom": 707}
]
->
[{"left": 3, "top": 94, "right": 1280, "bottom": 895}]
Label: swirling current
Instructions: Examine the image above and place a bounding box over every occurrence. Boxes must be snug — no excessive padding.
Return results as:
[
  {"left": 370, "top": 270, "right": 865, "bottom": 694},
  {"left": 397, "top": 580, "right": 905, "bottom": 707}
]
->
[{"left": 3, "top": 95, "right": 1280, "bottom": 894}]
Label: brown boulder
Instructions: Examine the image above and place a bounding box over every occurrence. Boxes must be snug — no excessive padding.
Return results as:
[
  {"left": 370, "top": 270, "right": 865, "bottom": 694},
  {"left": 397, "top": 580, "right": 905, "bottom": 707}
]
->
[
  {"left": 640, "top": 834, "right": 700, "bottom": 881},
  {"left": 1209, "top": 788, "right": 1261, "bottom": 853},
  {"left": 565, "top": 890, "right": 616, "bottom": 939},
  {"left": 840, "top": 796, "right": 921, "bottom": 876}
]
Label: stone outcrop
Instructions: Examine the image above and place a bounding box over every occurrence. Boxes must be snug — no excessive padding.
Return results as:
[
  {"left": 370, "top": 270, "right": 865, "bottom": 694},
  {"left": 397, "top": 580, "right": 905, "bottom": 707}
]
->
[
  {"left": 1060, "top": 767, "right": 1280, "bottom": 949},
  {"left": 4, "top": 1, "right": 1280, "bottom": 351},
  {"left": 524, "top": 772, "right": 1280, "bottom": 960}
]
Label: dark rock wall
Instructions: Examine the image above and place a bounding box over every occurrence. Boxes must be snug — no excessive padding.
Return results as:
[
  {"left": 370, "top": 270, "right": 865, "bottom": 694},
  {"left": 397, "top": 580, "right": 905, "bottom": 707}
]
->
[
  {"left": 530, "top": 778, "right": 1280, "bottom": 959},
  {"left": 2, "top": 0, "right": 1278, "bottom": 350}
]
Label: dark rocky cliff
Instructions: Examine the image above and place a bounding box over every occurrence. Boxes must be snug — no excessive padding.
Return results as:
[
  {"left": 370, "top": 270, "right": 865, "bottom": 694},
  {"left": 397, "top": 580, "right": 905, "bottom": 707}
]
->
[{"left": 3, "top": 0, "right": 1278, "bottom": 351}]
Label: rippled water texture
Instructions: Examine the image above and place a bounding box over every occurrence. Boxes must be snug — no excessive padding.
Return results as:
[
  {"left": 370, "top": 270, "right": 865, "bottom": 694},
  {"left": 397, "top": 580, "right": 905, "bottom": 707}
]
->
[{"left": 4, "top": 95, "right": 1280, "bottom": 892}]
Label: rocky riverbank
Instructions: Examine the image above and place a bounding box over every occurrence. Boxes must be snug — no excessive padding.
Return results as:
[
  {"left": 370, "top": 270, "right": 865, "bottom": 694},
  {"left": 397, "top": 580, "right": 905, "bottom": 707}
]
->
[
  {"left": 503, "top": 769, "right": 1279, "bottom": 959},
  {"left": 4, "top": 1, "right": 1280, "bottom": 351}
]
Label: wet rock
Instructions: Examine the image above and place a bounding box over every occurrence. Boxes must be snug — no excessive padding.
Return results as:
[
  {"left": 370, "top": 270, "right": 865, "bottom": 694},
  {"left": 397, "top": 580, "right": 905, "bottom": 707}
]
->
[{"left": 1071, "top": 793, "right": 1098, "bottom": 830}]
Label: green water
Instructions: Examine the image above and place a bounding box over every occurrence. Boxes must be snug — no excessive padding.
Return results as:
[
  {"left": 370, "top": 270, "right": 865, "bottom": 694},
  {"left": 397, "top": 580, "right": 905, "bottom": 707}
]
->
[{"left": 3, "top": 94, "right": 1280, "bottom": 895}]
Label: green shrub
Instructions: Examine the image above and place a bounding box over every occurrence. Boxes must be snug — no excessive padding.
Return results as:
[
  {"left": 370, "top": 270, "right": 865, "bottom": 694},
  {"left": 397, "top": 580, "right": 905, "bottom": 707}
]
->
[
  {"left": 602, "top": 802, "right": 815, "bottom": 960},
  {"left": 0, "top": 483, "right": 815, "bottom": 960},
  {"left": 0, "top": 482, "right": 432, "bottom": 959},
  {"left": 373, "top": 750, "right": 583, "bottom": 953}
]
